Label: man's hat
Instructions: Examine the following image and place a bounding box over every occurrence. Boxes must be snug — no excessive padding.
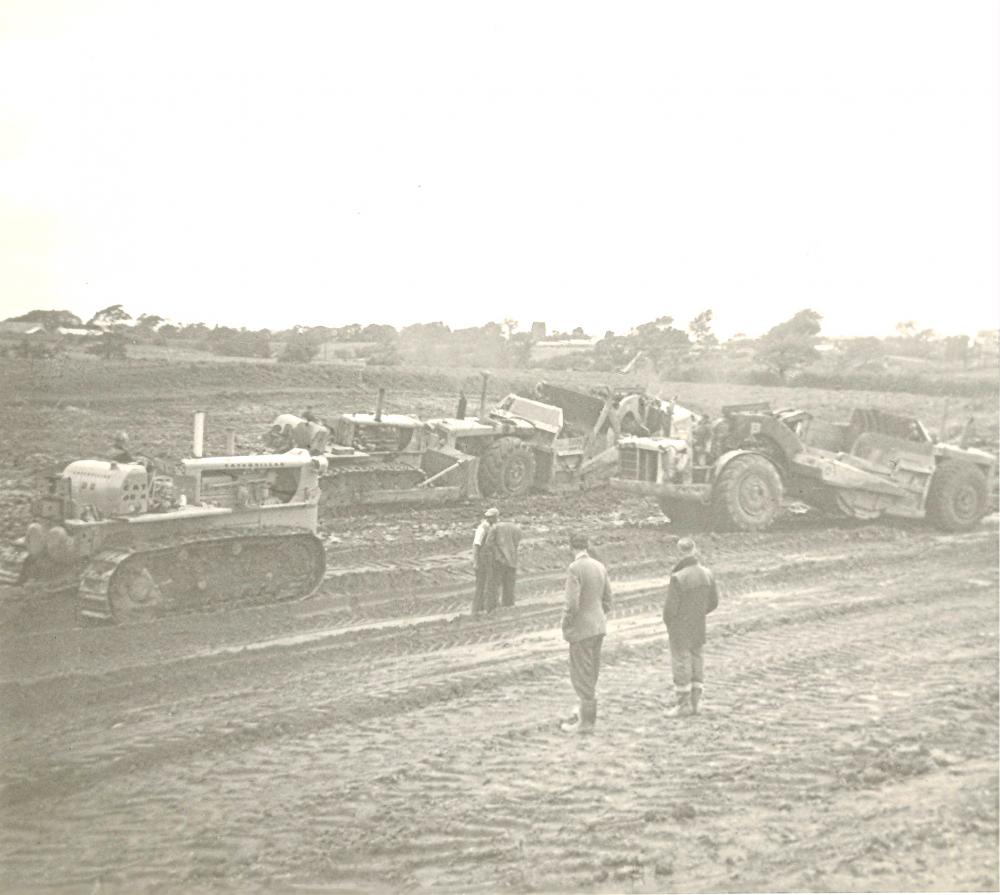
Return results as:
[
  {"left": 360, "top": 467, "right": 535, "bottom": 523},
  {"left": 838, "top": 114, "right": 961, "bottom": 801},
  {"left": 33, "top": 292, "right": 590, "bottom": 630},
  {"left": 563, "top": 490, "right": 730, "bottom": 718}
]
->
[
  {"left": 677, "top": 537, "right": 697, "bottom": 555},
  {"left": 484, "top": 507, "right": 500, "bottom": 518}
]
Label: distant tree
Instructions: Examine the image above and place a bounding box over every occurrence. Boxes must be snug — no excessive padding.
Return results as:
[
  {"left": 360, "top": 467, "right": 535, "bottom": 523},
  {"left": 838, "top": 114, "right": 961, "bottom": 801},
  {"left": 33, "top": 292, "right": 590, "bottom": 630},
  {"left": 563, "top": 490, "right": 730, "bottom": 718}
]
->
[
  {"left": 87, "top": 330, "right": 128, "bottom": 360},
  {"left": 279, "top": 330, "right": 321, "bottom": 363},
  {"left": 688, "top": 309, "right": 718, "bottom": 349},
  {"left": 943, "top": 334, "right": 971, "bottom": 366},
  {"left": 890, "top": 320, "right": 937, "bottom": 359},
  {"left": 335, "top": 323, "right": 363, "bottom": 341},
  {"left": 401, "top": 322, "right": 451, "bottom": 342},
  {"left": 755, "top": 309, "right": 823, "bottom": 380},
  {"left": 361, "top": 323, "right": 398, "bottom": 344},
  {"left": 506, "top": 332, "right": 533, "bottom": 367},
  {"left": 208, "top": 326, "right": 271, "bottom": 358},
  {"left": 840, "top": 337, "right": 885, "bottom": 369},
  {"left": 571, "top": 326, "right": 590, "bottom": 339},
  {"left": 136, "top": 313, "right": 165, "bottom": 330},
  {"left": 633, "top": 315, "right": 691, "bottom": 371},
  {"left": 7, "top": 309, "right": 83, "bottom": 330},
  {"left": 502, "top": 318, "right": 518, "bottom": 340},
  {"left": 157, "top": 323, "right": 180, "bottom": 339},
  {"left": 178, "top": 322, "right": 210, "bottom": 340},
  {"left": 88, "top": 304, "right": 132, "bottom": 328}
]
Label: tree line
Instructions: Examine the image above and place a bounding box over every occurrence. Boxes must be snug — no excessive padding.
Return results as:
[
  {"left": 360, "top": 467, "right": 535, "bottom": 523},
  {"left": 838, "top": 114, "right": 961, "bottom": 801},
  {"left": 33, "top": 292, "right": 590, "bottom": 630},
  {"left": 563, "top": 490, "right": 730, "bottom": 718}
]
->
[{"left": 4, "top": 304, "right": 992, "bottom": 383}]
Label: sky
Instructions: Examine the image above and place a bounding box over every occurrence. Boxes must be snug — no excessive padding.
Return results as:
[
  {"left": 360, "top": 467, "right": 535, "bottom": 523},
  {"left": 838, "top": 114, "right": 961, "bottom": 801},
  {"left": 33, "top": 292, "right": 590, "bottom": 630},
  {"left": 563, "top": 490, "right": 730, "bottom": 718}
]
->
[{"left": 0, "top": 0, "right": 997, "bottom": 340}]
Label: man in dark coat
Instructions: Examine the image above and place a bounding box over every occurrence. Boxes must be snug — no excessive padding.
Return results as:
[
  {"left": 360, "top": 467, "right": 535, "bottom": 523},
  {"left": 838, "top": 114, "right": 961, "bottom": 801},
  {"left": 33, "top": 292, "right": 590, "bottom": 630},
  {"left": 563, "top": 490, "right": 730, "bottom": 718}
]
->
[
  {"left": 484, "top": 515, "right": 522, "bottom": 608},
  {"left": 560, "top": 533, "right": 613, "bottom": 734},
  {"left": 662, "top": 537, "right": 719, "bottom": 716}
]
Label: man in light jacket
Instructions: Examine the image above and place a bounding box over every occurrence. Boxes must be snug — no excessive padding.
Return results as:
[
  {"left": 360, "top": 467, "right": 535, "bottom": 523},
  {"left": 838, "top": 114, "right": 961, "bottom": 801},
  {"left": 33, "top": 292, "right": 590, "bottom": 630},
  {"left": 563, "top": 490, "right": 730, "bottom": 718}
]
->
[
  {"left": 560, "top": 533, "right": 613, "bottom": 734},
  {"left": 471, "top": 507, "right": 499, "bottom": 615},
  {"left": 662, "top": 537, "right": 719, "bottom": 717}
]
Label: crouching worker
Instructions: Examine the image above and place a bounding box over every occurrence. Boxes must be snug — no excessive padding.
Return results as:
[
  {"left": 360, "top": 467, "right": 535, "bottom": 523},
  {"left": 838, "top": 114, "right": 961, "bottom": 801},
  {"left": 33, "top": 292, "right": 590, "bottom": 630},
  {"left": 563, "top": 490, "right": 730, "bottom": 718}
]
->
[
  {"left": 663, "top": 537, "right": 719, "bottom": 716},
  {"left": 560, "top": 533, "right": 613, "bottom": 735}
]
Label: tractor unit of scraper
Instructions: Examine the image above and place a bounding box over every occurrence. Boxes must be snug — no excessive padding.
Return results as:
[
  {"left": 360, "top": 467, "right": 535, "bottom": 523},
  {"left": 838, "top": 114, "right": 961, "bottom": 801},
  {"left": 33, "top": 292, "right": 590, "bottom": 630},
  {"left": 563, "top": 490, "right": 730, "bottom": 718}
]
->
[
  {"left": 1, "top": 412, "right": 328, "bottom": 623},
  {"left": 611, "top": 402, "right": 996, "bottom": 532},
  {"left": 267, "top": 374, "right": 671, "bottom": 509}
]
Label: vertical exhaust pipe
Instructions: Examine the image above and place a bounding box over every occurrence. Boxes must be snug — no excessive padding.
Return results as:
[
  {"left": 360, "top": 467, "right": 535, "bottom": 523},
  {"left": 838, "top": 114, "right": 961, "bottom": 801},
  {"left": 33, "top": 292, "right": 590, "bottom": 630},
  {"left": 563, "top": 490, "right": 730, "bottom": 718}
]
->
[
  {"left": 225, "top": 427, "right": 236, "bottom": 456},
  {"left": 479, "top": 372, "right": 490, "bottom": 417},
  {"left": 374, "top": 388, "right": 385, "bottom": 423},
  {"left": 193, "top": 410, "right": 206, "bottom": 458}
]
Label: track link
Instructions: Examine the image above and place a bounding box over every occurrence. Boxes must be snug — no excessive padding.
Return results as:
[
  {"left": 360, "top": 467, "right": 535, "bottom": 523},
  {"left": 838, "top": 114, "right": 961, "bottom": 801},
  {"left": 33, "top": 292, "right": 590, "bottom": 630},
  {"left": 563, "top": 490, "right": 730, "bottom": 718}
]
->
[
  {"left": 78, "top": 527, "right": 325, "bottom": 623},
  {"left": 0, "top": 542, "right": 29, "bottom": 586}
]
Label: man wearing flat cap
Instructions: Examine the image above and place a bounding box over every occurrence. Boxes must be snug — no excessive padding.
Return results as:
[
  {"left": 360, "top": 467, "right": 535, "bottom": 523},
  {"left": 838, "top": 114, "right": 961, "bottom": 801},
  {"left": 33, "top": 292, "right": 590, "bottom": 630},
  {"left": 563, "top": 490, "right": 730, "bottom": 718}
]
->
[
  {"left": 471, "top": 507, "right": 500, "bottom": 615},
  {"left": 662, "top": 537, "right": 719, "bottom": 717}
]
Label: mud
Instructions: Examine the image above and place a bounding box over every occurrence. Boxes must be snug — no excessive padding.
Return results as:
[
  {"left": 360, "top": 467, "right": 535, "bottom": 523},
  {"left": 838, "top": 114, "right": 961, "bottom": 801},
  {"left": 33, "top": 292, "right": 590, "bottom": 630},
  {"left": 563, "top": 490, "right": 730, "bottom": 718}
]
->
[{"left": 1, "top": 357, "right": 998, "bottom": 892}]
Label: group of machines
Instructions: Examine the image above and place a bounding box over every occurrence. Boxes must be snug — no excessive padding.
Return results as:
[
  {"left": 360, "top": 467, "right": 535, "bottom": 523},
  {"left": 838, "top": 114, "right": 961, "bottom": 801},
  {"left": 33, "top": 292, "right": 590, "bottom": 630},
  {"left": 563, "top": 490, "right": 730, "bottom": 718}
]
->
[
  {"left": 1, "top": 379, "right": 994, "bottom": 625},
  {"left": 263, "top": 374, "right": 669, "bottom": 510}
]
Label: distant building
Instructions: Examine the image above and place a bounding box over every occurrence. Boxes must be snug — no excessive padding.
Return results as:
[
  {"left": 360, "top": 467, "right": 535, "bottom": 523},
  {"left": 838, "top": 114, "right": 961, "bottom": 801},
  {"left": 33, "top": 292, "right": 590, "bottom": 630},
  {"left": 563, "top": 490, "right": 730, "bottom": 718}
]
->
[
  {"left": 975, "top": 329, "right": 999, "bottom": 354},
  {"left": 0, "top": 321, "right": 45, "bottom": 337},
  {"left": 530, "top": 321, "right": 547, "bottom": 341},
  {"left": 57, "top": 326, "right": 101, "bottom": 338},
  {"left": 0, "top": 321, "right": 61, "bottom": 355},
  {"left": 532, "top": 337, "right": 599, "bottom": 360}
]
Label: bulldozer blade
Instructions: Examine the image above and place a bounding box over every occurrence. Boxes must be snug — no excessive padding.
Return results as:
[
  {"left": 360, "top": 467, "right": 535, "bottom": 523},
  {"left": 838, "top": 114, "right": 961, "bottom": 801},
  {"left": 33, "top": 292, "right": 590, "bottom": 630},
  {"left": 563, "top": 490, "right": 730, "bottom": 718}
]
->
[{"left": 422, "top": 448, "right": 481, "bottom": 499}]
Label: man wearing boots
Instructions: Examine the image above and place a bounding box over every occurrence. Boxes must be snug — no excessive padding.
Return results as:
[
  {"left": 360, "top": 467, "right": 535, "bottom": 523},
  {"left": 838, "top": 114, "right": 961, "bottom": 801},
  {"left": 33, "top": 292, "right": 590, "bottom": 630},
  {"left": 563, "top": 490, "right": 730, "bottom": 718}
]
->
[
  {"left": 560, "top": 533, "right": 613, "bottom": 734},
  {"left": 662, "top": 537, "right": 719, "bottom": 717}
]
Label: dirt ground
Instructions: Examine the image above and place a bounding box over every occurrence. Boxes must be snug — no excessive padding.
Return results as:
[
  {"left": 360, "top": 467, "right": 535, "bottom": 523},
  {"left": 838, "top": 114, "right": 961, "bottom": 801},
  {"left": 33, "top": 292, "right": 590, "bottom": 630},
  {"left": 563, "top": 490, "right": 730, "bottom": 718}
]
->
[{"left": 1, "top": 357, "right": 998, "bottom": 892}]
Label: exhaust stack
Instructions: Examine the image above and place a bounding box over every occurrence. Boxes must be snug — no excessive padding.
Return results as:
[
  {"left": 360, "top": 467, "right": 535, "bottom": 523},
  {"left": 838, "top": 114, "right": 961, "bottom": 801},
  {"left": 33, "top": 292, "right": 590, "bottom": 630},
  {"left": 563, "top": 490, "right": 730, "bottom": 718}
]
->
[
  {"left": 192, "top": 410, "right": 206, "bottom": 458},
  {"left": 374, "top": 388, "right": 386, "bottom": 423},
  {"left": 479, "top": 372, "right": 490, "bottom": 417}
]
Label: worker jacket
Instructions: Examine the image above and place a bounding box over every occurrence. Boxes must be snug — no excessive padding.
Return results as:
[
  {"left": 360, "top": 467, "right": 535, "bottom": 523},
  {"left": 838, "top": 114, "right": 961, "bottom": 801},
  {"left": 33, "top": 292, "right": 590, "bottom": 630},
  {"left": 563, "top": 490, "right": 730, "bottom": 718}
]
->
[
  {"left": 662, "top": 556, "right": 719, "bottom": 650},
  {"left": 486, "top": 522, "right": 521, "bottom": 568},
  {"left": 562, "top": 552, "right": 613, "bottom": 643}
]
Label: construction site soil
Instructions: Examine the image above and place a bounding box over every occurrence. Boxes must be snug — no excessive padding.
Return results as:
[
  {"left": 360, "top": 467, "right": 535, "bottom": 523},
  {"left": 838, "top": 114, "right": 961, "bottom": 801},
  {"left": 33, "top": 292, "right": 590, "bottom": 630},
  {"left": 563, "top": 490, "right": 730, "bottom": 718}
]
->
[{"left": 1, "top": 356, "right": 998, "bottom": 892}]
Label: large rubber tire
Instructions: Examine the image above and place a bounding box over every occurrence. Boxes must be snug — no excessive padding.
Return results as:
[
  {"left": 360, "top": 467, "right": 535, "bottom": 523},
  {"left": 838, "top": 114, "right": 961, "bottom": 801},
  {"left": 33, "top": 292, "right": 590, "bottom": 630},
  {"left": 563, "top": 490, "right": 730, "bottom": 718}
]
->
[
  {"left": 657, "top": 498, "right": 709, "bottom": 530},
  {"left": 479, "top": 437, "right": 538, "bottom": 498},
  {"left": 711, "top": 454, "right": 783, "bottom": 531},
  {"left": 926, "top": 461, "right": 988, "bottom": 531}
]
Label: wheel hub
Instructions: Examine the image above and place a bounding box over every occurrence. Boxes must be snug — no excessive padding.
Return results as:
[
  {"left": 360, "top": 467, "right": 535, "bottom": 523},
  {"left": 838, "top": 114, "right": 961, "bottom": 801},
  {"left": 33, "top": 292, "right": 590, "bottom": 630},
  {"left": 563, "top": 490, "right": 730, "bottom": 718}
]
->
[
  {"left": 953, "top": 483, "right": 979, "bottom": 520},
  {"left": 738, "top": 475, "right": 770, "bottom": 516}
]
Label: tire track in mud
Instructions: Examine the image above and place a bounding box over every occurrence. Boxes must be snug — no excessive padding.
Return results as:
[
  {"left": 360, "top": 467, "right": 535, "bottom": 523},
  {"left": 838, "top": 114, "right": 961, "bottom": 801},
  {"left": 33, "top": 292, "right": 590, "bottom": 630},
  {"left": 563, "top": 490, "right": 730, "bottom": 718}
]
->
[
  {"left": 0, "top": 533, "right": 994, "bottom": 809},
  {"left": 1, "top": 569, "right": 996, "bottom": 891}
]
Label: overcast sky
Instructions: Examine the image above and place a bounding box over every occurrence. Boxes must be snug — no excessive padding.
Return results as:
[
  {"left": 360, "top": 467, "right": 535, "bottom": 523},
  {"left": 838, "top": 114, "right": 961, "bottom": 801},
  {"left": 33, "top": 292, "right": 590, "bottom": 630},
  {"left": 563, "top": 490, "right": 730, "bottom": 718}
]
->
[{"left": 1, "top": 0, "right": 997, "bottom": 339}]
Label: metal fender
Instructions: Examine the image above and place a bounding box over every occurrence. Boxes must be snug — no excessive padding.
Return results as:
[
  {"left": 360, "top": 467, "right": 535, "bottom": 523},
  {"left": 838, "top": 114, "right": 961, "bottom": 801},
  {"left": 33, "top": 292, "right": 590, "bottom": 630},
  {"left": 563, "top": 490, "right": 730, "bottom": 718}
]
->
[{"left": 711, "top": 449, "right": 781, "bottom": 482}]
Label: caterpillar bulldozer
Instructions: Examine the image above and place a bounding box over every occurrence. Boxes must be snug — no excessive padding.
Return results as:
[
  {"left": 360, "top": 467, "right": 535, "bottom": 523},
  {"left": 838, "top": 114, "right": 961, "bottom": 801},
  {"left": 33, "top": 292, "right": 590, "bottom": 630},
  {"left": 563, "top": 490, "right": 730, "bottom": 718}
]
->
[
  {"left": 266, "top": 389, "right": 480, "bottom": 511},
  {"left": 611, "top": 402, "right": 995, "bottom": 532},
  {"left": 0, "top": 413, "right": 328, "bottom": 623}
]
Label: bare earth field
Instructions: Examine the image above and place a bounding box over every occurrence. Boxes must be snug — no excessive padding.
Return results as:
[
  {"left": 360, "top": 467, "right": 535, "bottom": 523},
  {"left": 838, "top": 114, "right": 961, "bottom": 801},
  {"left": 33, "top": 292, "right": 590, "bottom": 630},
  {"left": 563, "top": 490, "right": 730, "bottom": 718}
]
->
[{"left": 1, "top": 356, "right": 998, "bottom": 893}]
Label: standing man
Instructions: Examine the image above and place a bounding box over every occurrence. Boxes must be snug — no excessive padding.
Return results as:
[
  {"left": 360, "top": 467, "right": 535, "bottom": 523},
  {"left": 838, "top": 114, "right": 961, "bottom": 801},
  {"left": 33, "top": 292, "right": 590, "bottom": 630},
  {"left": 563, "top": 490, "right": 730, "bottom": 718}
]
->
[
  {"left": 110, "top": 431, "right": 134, "bottom": 463},
  {"left": 560, "top": 533, "right": 613, "bottom": 734},
  {"left": 484, "top": 513, "right": 522, "bottom": 608},
  {"left": 471, "top": 508, "right": 499, "bottom": 615},
  {"left": 662, "top": 537, "right": 719, "bottom": 717}
]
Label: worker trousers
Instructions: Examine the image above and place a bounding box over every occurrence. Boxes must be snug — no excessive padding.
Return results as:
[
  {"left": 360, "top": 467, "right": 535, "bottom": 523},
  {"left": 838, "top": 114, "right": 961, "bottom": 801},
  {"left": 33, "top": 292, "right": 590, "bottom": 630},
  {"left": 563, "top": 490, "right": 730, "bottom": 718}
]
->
[
  {"left": 472, "top": 562, "right": 492, "bottom": 614},
  {"left": 568, "top": 634, "right": 605, "bottom": 702}
]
